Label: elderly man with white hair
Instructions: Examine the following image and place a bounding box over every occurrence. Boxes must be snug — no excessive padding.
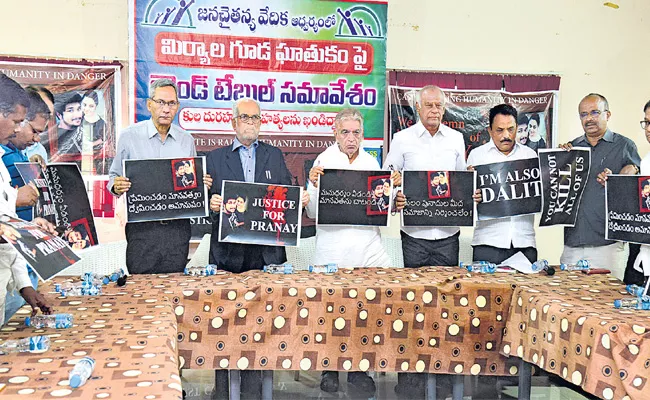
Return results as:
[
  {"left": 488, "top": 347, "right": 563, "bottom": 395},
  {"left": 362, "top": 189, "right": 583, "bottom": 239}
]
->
[{"left": 307, "top": 108, "right": 405, "bottom": 395}]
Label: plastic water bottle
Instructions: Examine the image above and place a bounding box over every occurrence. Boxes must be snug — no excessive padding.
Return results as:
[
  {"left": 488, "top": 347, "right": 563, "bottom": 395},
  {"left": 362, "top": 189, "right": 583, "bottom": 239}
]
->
[
  {"left": 60, "top": 283, "right": 102, "bottom": 297},
  {"left": 25, "top": 314, "right": 73, "bottom": 329},
  {"left": 68, "top": 356, "right": 96, "bottom": 388},
  {"left": 531, "top": 259, "right": 555, "bottom": 275},
  {"left": 613, "top": 298, "right": 650, "bottom": 310},
  {"left": 105, "top": 267, "right": 127, "bottom": 283},
  {"left": 460, "top": 261, "right": 496, "bottom": 274},
  {"left": 0, "top": 335, "right": 50, "bottom": 354},
  {"left": 626, "top": 284, "right": 648, "bottom": 297},
  {"left": 184, "top": 264, "right": 217, "bottom": 276},
  {"left": 309, "top": 263, "right": 338, "bottom": 273},
  {"left": 560, "top": 260, "right": 590, "bottom": 271},
  {"left": 263, "top": 263, "right": 293, "bottom": 274}
]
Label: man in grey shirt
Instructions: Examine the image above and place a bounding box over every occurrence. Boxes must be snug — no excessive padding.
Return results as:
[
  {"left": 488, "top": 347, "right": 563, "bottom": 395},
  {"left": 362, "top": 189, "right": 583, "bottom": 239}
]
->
[
  {"left": 107, "top": 78, "right": 211, "bottom": 274},
  {"left": 560, "top": 93, "right": 640, "bottom": 279}
]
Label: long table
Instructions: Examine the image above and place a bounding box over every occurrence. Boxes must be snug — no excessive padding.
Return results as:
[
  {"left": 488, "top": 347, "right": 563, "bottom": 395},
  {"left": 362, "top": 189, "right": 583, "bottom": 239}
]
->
[
  {"left": 501, "top": 271, "right": 650, "bottom": 400},
  {"left": 0, "top": 280, "right": 182, "bottom": 399}
]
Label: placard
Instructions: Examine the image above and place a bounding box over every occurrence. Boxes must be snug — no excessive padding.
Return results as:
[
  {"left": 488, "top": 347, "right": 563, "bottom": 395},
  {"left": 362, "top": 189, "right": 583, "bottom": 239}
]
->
[
  {"left": 317, "top": 169, "right": 392, "bottom": 226},
  {"left": 475, "top": 158, "right": 542, "bottom": 220},
  {"left": 402, "top": 170, "right": 476, "bottom": 227},
  {"left": 14, "top": 162, "right": 56, "bottom": 224},
  {"left": 606, "top": 175, "right": 650, "bottom": 245},
  {"left": 0, "top": 215, "right": 80, "bottom": 281},
  {"left": 538, "top": 148, "right": 591, "bottom": 227},
  {"left": 219, "top": 181, "right": 302, "bottom": 246},
  {"left": 42, "top": 163, "right": 99, "bottom": 250},
  {"left": 124, "top": 157, "right": 209, "bottom": 223}
]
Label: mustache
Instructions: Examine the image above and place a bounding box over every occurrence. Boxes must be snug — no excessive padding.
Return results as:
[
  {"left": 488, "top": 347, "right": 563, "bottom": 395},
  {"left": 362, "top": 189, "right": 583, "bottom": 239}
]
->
[{"left": 500, "top": 138, "right": 513, "bottom": 143}]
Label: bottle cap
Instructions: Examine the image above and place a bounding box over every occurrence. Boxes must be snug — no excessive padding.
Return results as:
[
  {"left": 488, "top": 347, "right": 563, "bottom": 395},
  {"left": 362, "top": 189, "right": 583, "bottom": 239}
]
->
[
  {"left": 560, "top": 263, "right": 567, "bottom": 271},
  {"left": 70, "top": 375, "right": 82, "bottom": 388},
  {"left": 24, "top": 317, "right": 31, "bottom": 326},
  {"left": 613, "top": 300, "right": 622, "bottom": 309}
]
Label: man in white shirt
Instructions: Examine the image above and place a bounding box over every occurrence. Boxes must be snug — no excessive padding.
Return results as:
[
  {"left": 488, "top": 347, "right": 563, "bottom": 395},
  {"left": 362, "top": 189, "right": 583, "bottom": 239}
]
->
[
  {"left": 384, "top": 85, "right": 466, "bottom": 397},
  {"left": 384, "top": 85, "right": 466, "bottom": 267},
  {"left": 307, "top": 108, "right": 404, "bottom": 394},
  {"left": 0, "top": 73, "right": 53, "bottom": 325},
  {"left": 468, "top": 104, "right": 538, "bottom": 263}
]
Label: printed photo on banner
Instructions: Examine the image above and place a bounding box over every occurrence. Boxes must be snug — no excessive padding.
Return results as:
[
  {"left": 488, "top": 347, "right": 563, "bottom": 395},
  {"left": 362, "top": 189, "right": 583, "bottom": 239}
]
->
[
  {"left": 124, "top": 157, "right": 209, "bottom": 223},
  {"left": 428, "top": 171, "right": 451, "bottom": 200},
  {"left": 130, "top": 0, "right": 388, "bottom": 232},
  {"left": 606, "top": 175, "right": 650, "bottom": 245},
  {"left": 219, "top": 181, "right": 302, "bottom": 247},
  {"left": 639, "top": 177, "right": 650, "bottom": 213},
  {"left": 538, "top": 148, "right": 591, "bottom": 227},
  {"left": 475, "top": 158, "right": 542, "bottom": 220},
  {"left": 318, "top": 169, "right": 392, "bottom": 227},
  {"left": 0, "top": 215, "right": 80, "bottom": 281},
  {"left": 64, "top": 218, "right": 95, "bottom": 250},
  {"left": 172, "top": 158, "right": 198, "bottom": 191},
  {"left": 388, "top": 86, "right": 557, "bottom": 156},
  {"left": 402, "top": 170, "right": 475, "bottom": 227},
  {"left": 367, "top": 175, "right": 391, "bottom": 215}
]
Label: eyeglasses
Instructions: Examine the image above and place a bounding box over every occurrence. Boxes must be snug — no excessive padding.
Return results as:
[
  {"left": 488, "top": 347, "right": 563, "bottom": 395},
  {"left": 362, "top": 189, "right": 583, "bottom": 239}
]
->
[
  {"left": 641, "top": 120, "right": 650, "bottom": 129},
  {"left": 20, "top": 120, "right": 47, "bottom": 135},
  {"left": 150, "top": 98, "right": 179, "bottom": 108},
  {"left": 337, "top": 129, "right": 363, "bottom": 138},
  {"left": 236, "top": 114, "right": 262, "bottom": 124},
  {"left": 579, "top": 109, "right": 607, "bottom": 120}
]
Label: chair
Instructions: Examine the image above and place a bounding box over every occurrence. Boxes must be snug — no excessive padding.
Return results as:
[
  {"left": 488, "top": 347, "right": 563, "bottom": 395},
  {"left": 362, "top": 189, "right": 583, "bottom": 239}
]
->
[
  {"left": 286, "top": 236, "right": 316, "bottom": 269},
  {"left": 186, "top": 234, "right": 211, "bottom": 268},
  {"left": 62, "top": 240, "right": 128, "bottom": 276}
]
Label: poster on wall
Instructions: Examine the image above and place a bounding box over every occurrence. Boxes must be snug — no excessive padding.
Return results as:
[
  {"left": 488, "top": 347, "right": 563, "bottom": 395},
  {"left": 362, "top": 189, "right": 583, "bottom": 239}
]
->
[
  {"left": 475, "top": 158, "right": 542, "bottom": 220},
  {"left": 401, "top": 170, "right": 476, "bottom": 227},
  {"left": 219, "top": 181, "right": 302, "bottom": 246},
  {"left": 606, "top": 175, "right": 650, "bottom": 245},
  {"left": 130, "top": 0, "right": 388, "bottom": 236},
  {"left": 538, "top": 148, "right": 591, "bottom": 227},
  {"left": 317, "top": 169, "right": 392, "bottom": 226},
  {"left": 389, "top": 86, "right": 557, "bottom": 157},
  {"left": 0, "top": 58, "right": 121, "bottom": 219},
  {"left": 124, "top": 157, "right": 209, "bottom": 222},
  {"left": 0, "top": 215, "right": 81, "bottom": 281}
]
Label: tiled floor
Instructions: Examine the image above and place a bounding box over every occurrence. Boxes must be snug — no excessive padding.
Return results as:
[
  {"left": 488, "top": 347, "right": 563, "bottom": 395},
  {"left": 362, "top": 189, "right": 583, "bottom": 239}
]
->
[{"left": 181, "top": 370, "right": 598, "bottom": 400}]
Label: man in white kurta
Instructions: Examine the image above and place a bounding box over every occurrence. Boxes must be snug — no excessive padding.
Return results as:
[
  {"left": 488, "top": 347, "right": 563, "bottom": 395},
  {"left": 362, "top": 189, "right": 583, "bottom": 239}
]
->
[{"left": 305, "top": 108, "right": 392, "bottom": 395}]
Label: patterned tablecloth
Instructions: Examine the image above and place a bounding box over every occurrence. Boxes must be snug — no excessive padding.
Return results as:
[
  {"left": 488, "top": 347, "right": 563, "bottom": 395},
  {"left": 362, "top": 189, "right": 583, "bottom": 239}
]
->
[
  {"left": 501, "top": 271, "right": 650, "bottom": 400},
  {"left": 0, "top": 280, "right": 182, "bottom": 399},
  {"left": 135, "top": 267, "right": 525, "bottom": 376}
]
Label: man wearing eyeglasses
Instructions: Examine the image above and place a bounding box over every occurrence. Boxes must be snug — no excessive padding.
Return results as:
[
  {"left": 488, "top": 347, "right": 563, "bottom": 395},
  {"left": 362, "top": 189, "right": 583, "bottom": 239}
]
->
[
  {"left": 559, "top": 93, "right": 641, "bottom": 280},
  {"left": 108, "top": 78, "right": 212, "bottom": 274},
  {"left": 1, "top": 90, "right": 49, "bottom": 221}
]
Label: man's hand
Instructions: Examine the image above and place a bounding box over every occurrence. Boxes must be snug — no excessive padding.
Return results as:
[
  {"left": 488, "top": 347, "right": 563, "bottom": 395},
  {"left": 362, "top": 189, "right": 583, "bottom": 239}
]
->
[
  {"left": 308, "top": 166, "right": 324, "bottom": 188},
  {"left": 29, "top": 154, "right": 46, "bottom": 169},
  {"left": 559, "top": 143, "right": 573, "bottom": 151},
  {"left": 390, "top": 171, "right": 402, "bottom": 188},
  {"left": 395, "top": 191, "right": 406, "bottom": 210},
  {"left": 210, "top": 194, "right": 223, "bottom": 213},
  {"left": 32, "top": 218, "right": 57, "bottom": 235},
  {"left": 472, "top": 189, "right": 482, "bottom": 203},
  {"left": 204, "top": 174, "right": 213, "bottom": 190},
  {"left": 597, "top": 168, "right": 612, "bottom": 187},
  {"left": 16, "top": 183, "right": 39, "bottom": 207},
  {"left": 301, "top": 191, "right": 310, "bottom": 208},
  {"left": 20, "top": 287, "right": 53, "bottom": 316},
  {"left": 467, "top": 165, "right": 475, "bottom": 172},
  {"left": 113, "top": 176, "right": 131, "bottom": 196}
]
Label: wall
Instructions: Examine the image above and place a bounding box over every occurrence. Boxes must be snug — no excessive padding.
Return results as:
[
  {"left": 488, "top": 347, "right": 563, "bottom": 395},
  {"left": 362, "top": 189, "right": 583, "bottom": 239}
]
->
[{"left": 1, "top": 0, "right": 649, "bottom": 263}]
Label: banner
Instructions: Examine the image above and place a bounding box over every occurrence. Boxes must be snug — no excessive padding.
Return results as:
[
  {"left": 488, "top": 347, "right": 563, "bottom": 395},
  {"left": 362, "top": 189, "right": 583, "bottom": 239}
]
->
[
  {"left": 43, "top": 164, "right": 99, "bottom": 250},
  {"left": 606, "top": 175, "right": 650, "bottom": 245},
  {"left": 219, "top": 181, "right": 302, "bottom": 246},
  {"left": 389, "top": 86, "right": 557, "bottom": 157},
  {"left": 0, "top": 59, "right": 121, "bottom": 219},
  {"left": 131, "top": 0, "right": 388, "bottom": 232},
  {"left": 14, "top": 162, "right": 55, "bottom": 224},
  {"left": 401, "top": 170, "right": 476, "bottom": 227},
  {"left": 124, "top": 157, "right": 209, "bottom": 223},
  {"left": 0, "top": 216, "right": 80, "bottom": 281},
  {"left": 317, "top": 169, "right": 392, "bottom": 226},
  {"left": 475, "top": 158, "right": 542, "bottom": 220},
  {"left": 538, "top": 148, "right": 591, "bottom": 227}
]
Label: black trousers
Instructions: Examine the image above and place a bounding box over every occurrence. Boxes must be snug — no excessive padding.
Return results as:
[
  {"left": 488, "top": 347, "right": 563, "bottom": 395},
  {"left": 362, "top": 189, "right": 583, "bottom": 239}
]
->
[
  {"left": 401, "top": 231, "right": 460, "bottom": 268},
  {"left": 125, "top": 219, "right": 191, "bottom": 274},
  {"left": 472, "top": 244, "right": 537, "bottom": 265},
  {"left": 624, "top": 243, "right": 647, "bottom": 286}
]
